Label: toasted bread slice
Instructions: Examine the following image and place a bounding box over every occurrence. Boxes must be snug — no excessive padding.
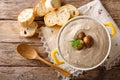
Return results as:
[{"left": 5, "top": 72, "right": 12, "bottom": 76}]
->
[
  {"left": 51, "top": 25, "right": 61, "bottom": 34},
  {"left": 45, "top": 0, "right": 61, "bottom": 13},
  {"left": 65, "top": 4, "right": 80, "bottom": 18},
  {"left": 35, "top": 1, "right": 48, "bottom": 17},
  {"left": 51, "top": 0, "right": 61, "bottom": 9},
  {"left": 57, "top": 6, "right": 70, "bottom": 26},
  {"left": 18, "top": 9, "right": 35, "bottom": 27},
  {"left": 45, "top": 0, "right": 55, "bottom": 11},
  {"left": 44, "top": 11, "right": 58, "bottom": 27},
  {"left": 34, "top": 0, "right": 61, "bottom": 16},
  {"left": 20, "top": 21, "right": 38, "bottom": 37}
]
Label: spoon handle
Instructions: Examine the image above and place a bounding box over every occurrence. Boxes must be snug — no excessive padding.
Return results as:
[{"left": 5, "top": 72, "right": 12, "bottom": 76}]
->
[{"left": 36, "top": 56, "right": 71, "bottom": 77}]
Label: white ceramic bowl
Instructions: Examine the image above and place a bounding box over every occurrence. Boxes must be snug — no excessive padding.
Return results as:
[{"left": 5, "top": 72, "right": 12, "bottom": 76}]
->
[{"left": 52, "top": 16, "right": 116, "bottom": 71}]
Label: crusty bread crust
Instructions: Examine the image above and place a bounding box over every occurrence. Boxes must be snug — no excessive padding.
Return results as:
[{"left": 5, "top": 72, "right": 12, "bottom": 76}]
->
[
  {"left": 51, "top": 25, "right": 61, "bottom": 34},
  {"left": 45, "top": 0, "right": 55, "bottom": 11},
  {"left": 44, "top": 5, "right": 71, "bottom": 27},
  {"left": 65, "top": 4, "right": 80, "bottom": 18},
  {"left": 20, "top": 21, "right": 38, "bottom": 37},
  {"left": 51, "top": 0, "right": 61, "bottom": 9},
  {"left": 44, "top": 11, "right": 58, "bottom": 27},
  {"left": 57, "top": 6, "right": 70, "bottom": 26},
  {"left": 35, "top": 1, "right": 48, "bottom": 17},
  {"left": 18, "top": 9, "right": 35, "bottom": 27},
  {"left": 35, "top": 0, "right": 61, "bottom": 17}
]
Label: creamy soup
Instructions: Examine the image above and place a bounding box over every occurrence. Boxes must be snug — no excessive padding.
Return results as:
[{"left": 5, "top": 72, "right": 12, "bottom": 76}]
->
[{"left": 58, "top": 17, "right": 109, "bottom": 68}]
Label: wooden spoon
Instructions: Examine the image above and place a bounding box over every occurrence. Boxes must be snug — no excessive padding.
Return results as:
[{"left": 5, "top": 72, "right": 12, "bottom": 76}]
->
[{"left": 17, "top": 43, "right": 71, "bottom": 77}]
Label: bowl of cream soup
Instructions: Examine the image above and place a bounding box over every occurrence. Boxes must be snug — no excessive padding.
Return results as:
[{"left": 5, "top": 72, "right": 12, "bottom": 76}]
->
[{"left": 51, "top": 16, "right": 116, "bottom": 70}]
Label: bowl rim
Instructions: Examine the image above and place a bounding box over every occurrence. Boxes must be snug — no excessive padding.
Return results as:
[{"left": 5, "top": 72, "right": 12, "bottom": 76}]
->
[{"left": 57, "top": 16, "right": 111, "bottom": 71}]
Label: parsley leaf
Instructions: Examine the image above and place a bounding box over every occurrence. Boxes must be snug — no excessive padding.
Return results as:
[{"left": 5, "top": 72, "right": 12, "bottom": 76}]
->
[{"left": 70, "top": 39, "right": 83, "bottom": 48}]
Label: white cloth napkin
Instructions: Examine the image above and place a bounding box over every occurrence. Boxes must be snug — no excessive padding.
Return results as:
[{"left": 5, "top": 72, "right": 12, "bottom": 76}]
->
[
  {"left": 78, "top": 0, "right": 120, "bottom": 70},
  {"left": 38, "top": 0, "right": 120, "bottom": 79}
]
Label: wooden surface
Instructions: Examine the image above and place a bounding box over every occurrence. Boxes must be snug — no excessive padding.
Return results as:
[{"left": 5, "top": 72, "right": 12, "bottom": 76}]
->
[{"left": 0, "top": 0, "right": 120, "bottom": 80}]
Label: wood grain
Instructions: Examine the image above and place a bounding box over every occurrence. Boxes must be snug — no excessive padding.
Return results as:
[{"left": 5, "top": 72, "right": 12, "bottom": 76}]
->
[
  {"left": 103, "top": 67, "right": 120, "bottom": 80},
  {"left": 0, "top": 21, "right": 50, "bottom": 67},
  {"left": 0, "top": 0, "right": 120, "bottom": 80},
  {"left": 0, "top": 21, "right": 41, "bottom": 43},
  {"left": 1, "top": 0, "right": 120, "bottom": 28},
  {"left": 0, "top": 0, "right": 120, "bottom": 21},
  {"left": 0, "top": 67, "right": 58, "bottom": 80},
  {"left": 0, "top": 0, "right": 40, "bottom": 20},
  {"left": 0, "top": 43, "right": 50, "bottom": 67}
]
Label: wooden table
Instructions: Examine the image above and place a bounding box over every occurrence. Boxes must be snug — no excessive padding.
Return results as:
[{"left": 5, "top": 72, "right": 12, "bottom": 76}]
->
[{"left": 0, "top": 0, "right": 120, "bottom": 80}]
